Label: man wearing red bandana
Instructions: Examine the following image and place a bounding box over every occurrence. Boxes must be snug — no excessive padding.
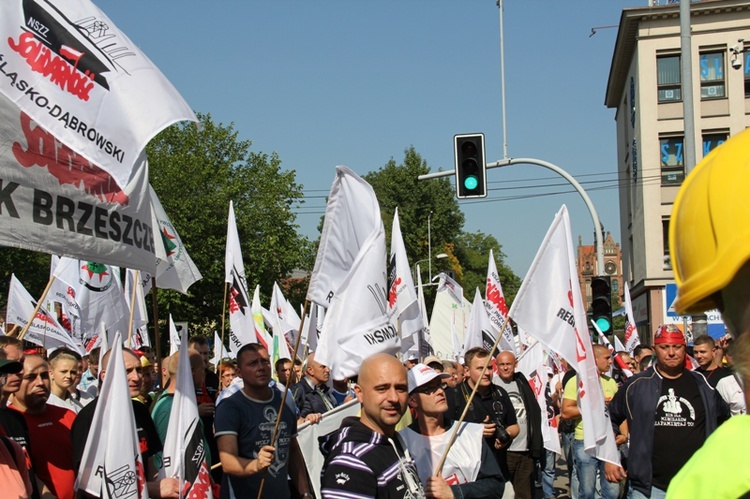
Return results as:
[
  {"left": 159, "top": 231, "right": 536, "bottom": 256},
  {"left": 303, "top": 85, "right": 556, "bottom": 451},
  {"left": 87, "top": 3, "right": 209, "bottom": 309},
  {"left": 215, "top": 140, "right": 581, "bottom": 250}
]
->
[{"left": 604, "top": 325, "right": 729, "bottom": 499}]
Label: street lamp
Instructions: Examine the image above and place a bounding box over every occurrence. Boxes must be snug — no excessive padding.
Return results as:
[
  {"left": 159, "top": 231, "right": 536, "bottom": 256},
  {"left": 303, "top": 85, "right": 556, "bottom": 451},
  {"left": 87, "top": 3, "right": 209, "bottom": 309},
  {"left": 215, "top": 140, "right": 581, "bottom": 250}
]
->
[{"left": 413, "top": 253, "right": 448, "bottom": 285}]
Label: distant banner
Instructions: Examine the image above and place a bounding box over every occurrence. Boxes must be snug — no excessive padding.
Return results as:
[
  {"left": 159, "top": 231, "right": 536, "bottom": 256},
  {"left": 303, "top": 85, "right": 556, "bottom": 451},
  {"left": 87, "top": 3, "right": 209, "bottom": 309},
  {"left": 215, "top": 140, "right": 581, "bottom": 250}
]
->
[
  {"left": 0, "top": 0, "right": 196, "bottom": 189},
  {"left": 0, "top": 93, "right": 156, "bottom": 273}
]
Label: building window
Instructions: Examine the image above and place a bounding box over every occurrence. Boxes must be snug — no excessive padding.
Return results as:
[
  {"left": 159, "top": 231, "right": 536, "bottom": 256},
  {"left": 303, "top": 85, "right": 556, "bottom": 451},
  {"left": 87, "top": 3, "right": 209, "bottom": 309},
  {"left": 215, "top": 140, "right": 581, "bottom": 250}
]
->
[
  {"left": 660, "top": 136, "right": 684, "bottom": 185},
  {"left": 744, "top": 52, "right": 750, "bottom": 97},
  {"left": 658, "top": 55, "right": 681, "bottom": 102},
  {"left": 612, "top": 279, "right": 619, "bottom": 296},
  {"left": 700, "top": 51, "right": 726, "bottom": 99},
  {"left": 662, "top": 218, "right": 670, "bottom": 259},
  {"left": 703, "top": 132, "right": 728, "bottom": 157}
]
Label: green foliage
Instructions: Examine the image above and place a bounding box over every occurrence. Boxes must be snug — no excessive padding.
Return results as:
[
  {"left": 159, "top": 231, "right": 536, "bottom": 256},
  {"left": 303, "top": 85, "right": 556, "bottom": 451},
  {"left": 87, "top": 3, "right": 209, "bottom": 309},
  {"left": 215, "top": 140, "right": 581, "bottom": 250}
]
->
[
  {"left": 0, "top": 248, "right": 51, "bottom": 306},
  {"left": 147, "top": 113, "right": 311, "bottom": 329}
]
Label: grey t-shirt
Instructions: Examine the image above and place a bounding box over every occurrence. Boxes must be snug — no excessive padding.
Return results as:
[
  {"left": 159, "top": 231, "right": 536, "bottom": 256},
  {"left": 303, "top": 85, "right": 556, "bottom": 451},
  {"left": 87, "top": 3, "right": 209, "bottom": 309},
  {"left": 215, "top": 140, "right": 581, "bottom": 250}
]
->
[
  {"left": 497, "top": 377, "right": 528, "bottom": 451},
  {"left": 214, "top": 388, "right": 297, "bottom": 499}
]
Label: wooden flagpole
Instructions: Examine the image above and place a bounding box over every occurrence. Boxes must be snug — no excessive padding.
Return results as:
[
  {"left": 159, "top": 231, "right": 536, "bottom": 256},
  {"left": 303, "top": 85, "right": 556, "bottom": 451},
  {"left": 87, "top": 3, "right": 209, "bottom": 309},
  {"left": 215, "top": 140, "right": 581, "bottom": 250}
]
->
[
  {"left": 126, "top": 270, "right": 139, "bottom": 348},
  {"left": 151, "top": 278, "right": 162, "bottom": 369},
  {"left": 18, "top": 276, "right": 56, "bottom": 341},
  {"left": 219, "top": 282, "right": 229, "bottom": 356},
  {"left": 435, "top": 313, "right": 512, "bottom": 475},
  {"left": 256, "top": 299, "right": 310, "bottom": 499}
]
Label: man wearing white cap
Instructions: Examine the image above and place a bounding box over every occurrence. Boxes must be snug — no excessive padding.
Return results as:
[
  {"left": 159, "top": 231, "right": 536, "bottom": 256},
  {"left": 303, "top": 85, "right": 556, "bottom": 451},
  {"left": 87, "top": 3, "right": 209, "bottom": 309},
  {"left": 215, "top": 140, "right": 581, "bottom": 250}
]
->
[{"left": 399, "top": 363, "right": 505, "bottom": 498}]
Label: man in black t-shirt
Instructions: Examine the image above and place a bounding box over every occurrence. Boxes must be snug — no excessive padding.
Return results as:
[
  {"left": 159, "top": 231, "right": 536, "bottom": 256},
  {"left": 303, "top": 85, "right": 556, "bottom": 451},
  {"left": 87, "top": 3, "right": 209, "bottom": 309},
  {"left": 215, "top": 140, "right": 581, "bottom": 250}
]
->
[
  {"left": 446, "top": 347, "right": 518, "bottom": 478},
  {"left": 70, "top": 347, "right": 178, "bottom": 499},
  {"left": 605, "top": 325, "right": 729, "bottom": 498},
  {"left": 693, "top": 335, "right": 733, "bottom": 388}
]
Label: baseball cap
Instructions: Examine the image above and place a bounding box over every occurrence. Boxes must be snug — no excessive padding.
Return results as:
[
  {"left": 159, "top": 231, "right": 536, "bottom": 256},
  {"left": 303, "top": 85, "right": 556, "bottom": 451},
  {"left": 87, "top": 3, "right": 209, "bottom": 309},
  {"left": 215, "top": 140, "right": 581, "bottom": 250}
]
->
[
  {"left": 407, "top": 363, "right": 451, "bottom": 394},
  {"left": 0, "top": 358, "right": 23, "bottom": 374},
  {"left": 423, "top": 355, "right": 442, "bottom": 366}
]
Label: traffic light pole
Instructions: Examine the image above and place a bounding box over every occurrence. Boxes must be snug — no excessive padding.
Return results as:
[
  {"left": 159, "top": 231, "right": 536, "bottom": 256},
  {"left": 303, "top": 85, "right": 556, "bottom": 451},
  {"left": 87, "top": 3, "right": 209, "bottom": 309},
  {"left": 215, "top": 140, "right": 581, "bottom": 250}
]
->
[{"left": 418, "top": 156, "right": 605, "bottom": 272}]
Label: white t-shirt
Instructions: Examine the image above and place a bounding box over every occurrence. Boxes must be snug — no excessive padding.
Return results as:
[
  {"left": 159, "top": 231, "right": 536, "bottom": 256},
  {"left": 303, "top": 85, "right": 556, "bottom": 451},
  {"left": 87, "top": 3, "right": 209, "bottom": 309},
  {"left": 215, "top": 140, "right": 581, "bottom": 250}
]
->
[
  {"left": 399, "top": 421, "right": 484, "bottom": 486},
  {"left": 715, "top": 374, "right": 746, "bottom": 416},
  {"left": 497, "top": 377, "right": 528, "bottom": 451}
]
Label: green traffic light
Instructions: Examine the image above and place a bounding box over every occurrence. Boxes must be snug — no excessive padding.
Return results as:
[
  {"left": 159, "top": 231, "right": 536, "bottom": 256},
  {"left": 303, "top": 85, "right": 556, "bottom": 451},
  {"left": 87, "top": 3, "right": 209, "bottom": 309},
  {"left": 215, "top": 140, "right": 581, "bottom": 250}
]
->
[
  {"left": 464, "top": 176, "right": 478, "bottom": 190},
  {"left": 595, "top": 317, "right": 612, "bottom": 333}
]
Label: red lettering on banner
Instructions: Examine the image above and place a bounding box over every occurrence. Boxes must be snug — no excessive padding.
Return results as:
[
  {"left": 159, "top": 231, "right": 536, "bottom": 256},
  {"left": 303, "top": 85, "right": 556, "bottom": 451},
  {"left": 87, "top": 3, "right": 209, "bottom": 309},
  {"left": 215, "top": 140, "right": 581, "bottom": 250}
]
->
[
  {"left": 578, "top": 379, "right": 586, "bottom": 399},
  {"left": 8, "top": 33, "right": 96, "bottom": 100},
  {"left": 486, "top": 279, "right": 509, "bottom": 313},
  {"left": 185, "top": 462, "right": 212, "bottom": 499},
  {"left": 12, "top": 113, "right": 129, "bottom": 205},
  {"left": 228, "top": 288, "right": 240, "bottom": 314},
  {"left": 388, "top": 276, "right": 401, "bottom": 308}
]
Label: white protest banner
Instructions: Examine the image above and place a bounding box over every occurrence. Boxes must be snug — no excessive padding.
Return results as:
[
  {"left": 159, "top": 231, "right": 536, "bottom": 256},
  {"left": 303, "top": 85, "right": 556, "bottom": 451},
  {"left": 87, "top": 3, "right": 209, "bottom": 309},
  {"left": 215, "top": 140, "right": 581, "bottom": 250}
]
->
[
  {"left": 307, "top": 166, "right": 383, "bottom": 307},
  {"left": 463, "top": 288, "right": 497, "bottom": 356},
  {"left": 509, "top": 205, "right": 619, "bottom": 465},
  {"left": 0, "top": 93, "right": 156, "bottom": 273},
  {"left": 389, "top": 208, "right": 423, "bottom": 354},
  {"left": 7, "top": 274, "right": 84, "bottom": 354},
  {"left": 485, "top": 249, "right": 516, "bottom": 354},
  {"left": 75, "top": 332, "right": 148, "bottom": 498},
  {"left": 429, "top": 272, "right": 467, "bottom": 360},
  {"left": 224, "top": 201, "right": 254, "bottom": 354},
  {"left": 623, "top": 282, "right": 641, "bottom": 354},
  {"left": 150, "top": 187, "right": 202, "bottom": 294},
  {"left": 0, "top": 0, "right": 196, "bottom": 190}
]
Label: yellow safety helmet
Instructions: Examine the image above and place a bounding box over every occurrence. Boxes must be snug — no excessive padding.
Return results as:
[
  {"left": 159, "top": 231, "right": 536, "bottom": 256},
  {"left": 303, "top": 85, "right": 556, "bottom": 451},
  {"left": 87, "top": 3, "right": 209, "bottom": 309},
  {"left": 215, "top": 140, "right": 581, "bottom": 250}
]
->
[{"left": 669, "top": 127, "right": 750, "bottom": 315}]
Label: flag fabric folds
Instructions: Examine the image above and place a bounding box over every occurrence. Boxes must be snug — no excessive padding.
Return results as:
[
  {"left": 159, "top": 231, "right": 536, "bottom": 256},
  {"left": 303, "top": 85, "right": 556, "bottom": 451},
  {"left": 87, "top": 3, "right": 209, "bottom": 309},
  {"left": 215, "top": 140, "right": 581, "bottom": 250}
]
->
[
  {"left": 313, "top": 167, "right": 394, "bottom": 380},
  {"left": 150, "top": 187, "right": 202, "bottom": 294},
  {"left": 462, "top": 288, "right": 497, "bottom": 356},
  {"left": 169, "top": 315, "right": 180, "bottom": 357},
  {"left": 623, "top": 283, "right": 641, "bottom": 354},
  {"left": 6, "top": 274, "right": 84, "bottom": 354},
  {"left": 0, "top": 0, "right": 197, "bottom": 190},
  {"left": 224, "top": 202, "right": 255, "bottom": 355},
  {"left": 307, "top": 166, "right": 383, "bottom": 308},
  {"left": 508, "top": 205, "right": 619, "bottom": 465},
  {"left": 429, "top": 272, "right": 466, "bottom": 360},
  {"left": 389, "top": 208, "right": 423, "bottom": 354},
  {"left": 75, "top": 332, "right": 149, "bottom": 498},
  {"left": 0, "top": 93, "right": 157, "bottom": 273},
  {"left": 159, "top": 330, "right": 213, "bottom": 498},
  {"left": 210, "top": 332, "right": 229, "bottom": 367}
]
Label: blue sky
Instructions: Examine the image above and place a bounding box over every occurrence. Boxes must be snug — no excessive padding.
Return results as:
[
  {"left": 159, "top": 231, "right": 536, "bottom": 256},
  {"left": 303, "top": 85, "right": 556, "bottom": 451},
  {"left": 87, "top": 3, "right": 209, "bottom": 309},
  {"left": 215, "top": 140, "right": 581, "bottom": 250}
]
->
[{"left": 96, "top": 0, "right": 639, "bottom": 278}]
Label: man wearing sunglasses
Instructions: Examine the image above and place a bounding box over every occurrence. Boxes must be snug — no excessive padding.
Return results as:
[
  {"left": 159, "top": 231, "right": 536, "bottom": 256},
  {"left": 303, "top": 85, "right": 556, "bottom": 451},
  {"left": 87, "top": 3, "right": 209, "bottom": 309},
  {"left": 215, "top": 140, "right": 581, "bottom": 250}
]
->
[{"left": 400, "top": 363, "right": 505, "bottom": 498}]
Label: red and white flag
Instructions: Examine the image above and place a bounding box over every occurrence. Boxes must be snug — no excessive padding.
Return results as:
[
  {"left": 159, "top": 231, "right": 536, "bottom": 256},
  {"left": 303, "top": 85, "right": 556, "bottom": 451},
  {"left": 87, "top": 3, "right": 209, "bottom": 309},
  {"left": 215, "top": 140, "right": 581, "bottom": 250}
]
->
[
  {"left": 159, "top": 330, "right": 213, "bottom": 498},
  {"left": 314, "top": 167, "right": 393, "bottom": 379},
  {"left": 6, "top": 274, "right": 84, "bottom": 354},
  {"left": 0, "top": 0, "right": 197, "bottom": 190},
  {"left": 150, "top": 187, "right": 202, "bottom": 294},
  {"left": 225, "top": 202, "right": 254, "bottom": 354},
  {"left": 508, "top": 205, "right": 620, "bottom": 465},
  {"left": 463, "top": 288, "right": 497, "bottom": 356},
  {"left": 623, "top": 283, "right": 641, "bottom": 354},
  {"left": 389, "top": 208, "right": 423, "bottom": 354},
  {"left": 516, "top": 342, "right": 561, "bottom": 455},
  {"left": 486, "top": 249, "right": 516, "bottom": 354},
  {"left": 75, "top": 332, "right": 148, "bottom": 498},
  {"left": 307, "top": 166, "right": 383, "bottom": 308}
]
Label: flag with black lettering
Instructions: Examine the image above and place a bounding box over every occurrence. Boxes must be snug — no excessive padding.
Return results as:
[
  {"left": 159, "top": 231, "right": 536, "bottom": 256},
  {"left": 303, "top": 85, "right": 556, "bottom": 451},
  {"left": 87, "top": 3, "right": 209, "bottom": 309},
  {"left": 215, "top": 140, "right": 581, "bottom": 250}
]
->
[
  {"left": 389, "top": 208, "right": 423, "bottom": 353},
  {"left": 159, "top": 330, "right": 212, "bottom": 498},
  {"left": 462, "top": 288, "right": 497, "bottom": 357},
  {"left": 0, "top": 0, "right": 196, "bottom": 190},
  {"left": 6, "top": 274, "right": 84, "bottom": 354},
  {"left": 75, "top": 332, "right": 148, "bottom": 498},
  {"left": 307, "top": 166, "right": 383, "bottom": 308},
  {"left": 224, "top": 201, "right": 255, "bottom": 354},
  {"left": 508, "top": 205, "right": 620, "bottom": 465},
  {"left": 314, "top": 167, "right": 393, "bottom": 380},
  {"left": 0, "top": 93, "right": 157, "bottom": 272}
]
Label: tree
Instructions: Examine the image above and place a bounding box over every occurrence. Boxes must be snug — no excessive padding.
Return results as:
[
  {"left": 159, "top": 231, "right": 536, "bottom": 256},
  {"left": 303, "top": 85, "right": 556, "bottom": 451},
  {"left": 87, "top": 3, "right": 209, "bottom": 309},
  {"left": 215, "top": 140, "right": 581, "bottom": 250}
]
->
[
  {"left": 452, "top": 231, "right": 521, "bottom": 306},
  {"left": 147, "top": 113, "right": 311, "bottom": 333},
  {"left": 0, "top": 248, "right": 51, "bottom": 307}
]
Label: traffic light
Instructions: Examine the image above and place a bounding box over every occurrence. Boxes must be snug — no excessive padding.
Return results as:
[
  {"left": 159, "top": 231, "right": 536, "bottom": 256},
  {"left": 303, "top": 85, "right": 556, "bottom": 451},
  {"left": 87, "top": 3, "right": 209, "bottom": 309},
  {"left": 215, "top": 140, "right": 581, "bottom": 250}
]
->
[
  {"left": 591, "top": 276, "right": 613, "bottom": 334},
  {"left": 454, "top": 133, "right": 487, "bottom": 198}
]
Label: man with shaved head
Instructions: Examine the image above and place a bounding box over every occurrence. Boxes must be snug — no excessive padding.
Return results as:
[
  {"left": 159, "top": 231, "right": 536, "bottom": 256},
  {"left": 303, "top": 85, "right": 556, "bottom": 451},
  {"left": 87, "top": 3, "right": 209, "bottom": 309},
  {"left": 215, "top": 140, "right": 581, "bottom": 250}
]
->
[{"left": 321, "top": 353, "right": 424, "bottom": 498}]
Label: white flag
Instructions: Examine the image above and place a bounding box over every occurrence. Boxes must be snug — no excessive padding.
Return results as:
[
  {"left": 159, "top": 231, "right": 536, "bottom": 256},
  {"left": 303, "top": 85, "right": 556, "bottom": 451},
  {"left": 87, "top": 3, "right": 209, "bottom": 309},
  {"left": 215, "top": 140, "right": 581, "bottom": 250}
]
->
[
  {"left": 315, "top": 168, "right": 393, "bottom": 380},
  {"left": 462, "top": 288, "right": 497, "bottom": 356},
  {"left": 75, "top": 332, "right": 149, "bottom": 498},
  {"left": 224, "top": 202, "right": 254, "bottom": 354},
  {"left": 623, "top": 283, "right": 641, "bottom": 354},
  {"left": 6, "top": 274, "right": 84, "bottom": 354},
  {"left": 508, "top": 205, "right": 619, "bottom": 465},
  {"left": 485, "top": 249, "right": 516, "bottom": 354},
  {"left": 159, "top": 330, "right": 213, "bottom": 498},
  {"left": 150, "top": 187, "right": 202, "bottom": 294},
  {"left": 415, "top": 265, "right": 434, "bottom": 359},
  {"left": 169, "top": 315, "right": 180, "bottom": 357},
  {"left": 210, "top": 332, "right": 230, "bottom": 367},
  {"left": 614, "top": 335, "right": 626, "bottom": 353},
  {"left": 389, "top": 208, "right": 423, "bottom": 353},
  {"left": 307, "top": 166, "right": 383, "bottom": 308},
  {"left": 125, "top": 269, "right": 148, "bottom": 335},
  {"left": 0, "top": 92, "right": 158, "bottom": 274},
  {"left": 429, "top": 273, "right": 466, "bottom": 360},
  {"left": 516, "top": 342, "right": 561, "bottom": 455},
  {"left": 270, "top": 283, "right": 298, "bottom": 342},
  {"left": 303, "top": 304, "right": 324, "bottom": 354},
  {"left": 53, "top": 258, "right": 130, "bottom": 340},
  {"left": 0, "top": 1, "right": 196, "bottom": 191}
]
